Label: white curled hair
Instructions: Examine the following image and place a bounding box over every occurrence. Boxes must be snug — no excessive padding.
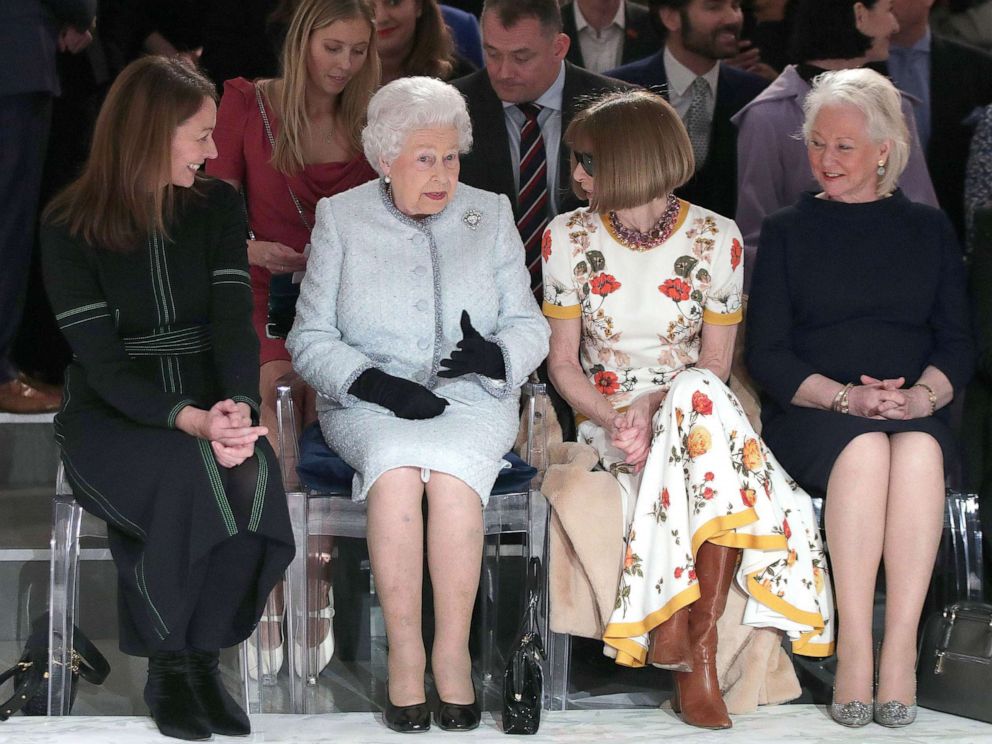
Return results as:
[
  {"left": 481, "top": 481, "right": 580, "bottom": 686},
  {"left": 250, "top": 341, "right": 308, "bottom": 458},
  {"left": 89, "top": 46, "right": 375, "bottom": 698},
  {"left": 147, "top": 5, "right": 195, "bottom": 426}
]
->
[
  {"left": 361, "top": 76, "right": 473, "bottom": 175},
  {"left": 801, "top": 67, "right": 910, "bottom": 196}
]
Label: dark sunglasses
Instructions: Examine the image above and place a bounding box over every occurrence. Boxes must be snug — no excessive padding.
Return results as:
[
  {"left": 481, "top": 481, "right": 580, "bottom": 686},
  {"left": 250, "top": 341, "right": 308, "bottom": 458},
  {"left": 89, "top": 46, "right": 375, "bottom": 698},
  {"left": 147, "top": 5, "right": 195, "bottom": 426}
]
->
[{"left": 574, "top": 151, "right": 595, "bottom": 177}]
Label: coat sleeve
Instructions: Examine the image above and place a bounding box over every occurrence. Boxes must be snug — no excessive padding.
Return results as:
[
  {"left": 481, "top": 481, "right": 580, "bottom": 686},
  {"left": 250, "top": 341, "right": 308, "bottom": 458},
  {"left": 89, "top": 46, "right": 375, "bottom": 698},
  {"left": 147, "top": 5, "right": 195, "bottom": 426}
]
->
[
  {"left": 899, "top": 94, "right": 939, "bottom": 208},
  {"left": 476, "top": 194, "right": 551, "bottom": 399},
  {"left": 744, "top": 215, "right": 820, "bottom": 409},
  {"left": 286, "top": 198, "right": 377, "bottom": 406},
  {"left": 207, "top": 183, "right": 262, "bottom": 417},
  {"left": 734, "top": 104, "right": 787, "bottom": 269},
  {"left": 40, "top": 224, "right": 199, "bottom": 428}
]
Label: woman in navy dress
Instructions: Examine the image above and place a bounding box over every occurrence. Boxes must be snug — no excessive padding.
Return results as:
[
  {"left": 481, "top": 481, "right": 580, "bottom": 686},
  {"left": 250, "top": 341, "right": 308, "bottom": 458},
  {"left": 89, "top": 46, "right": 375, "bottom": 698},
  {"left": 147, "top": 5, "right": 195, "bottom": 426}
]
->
[{"left": 746, "top": 68, "right": 972, "bottom": 728}]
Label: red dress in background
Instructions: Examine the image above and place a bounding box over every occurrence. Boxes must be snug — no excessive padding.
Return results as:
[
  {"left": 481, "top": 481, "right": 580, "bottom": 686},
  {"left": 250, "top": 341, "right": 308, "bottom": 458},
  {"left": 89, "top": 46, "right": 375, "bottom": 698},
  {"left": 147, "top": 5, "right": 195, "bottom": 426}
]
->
[{"left": 207, "top": 76, "right": 377, "bottom": 364}]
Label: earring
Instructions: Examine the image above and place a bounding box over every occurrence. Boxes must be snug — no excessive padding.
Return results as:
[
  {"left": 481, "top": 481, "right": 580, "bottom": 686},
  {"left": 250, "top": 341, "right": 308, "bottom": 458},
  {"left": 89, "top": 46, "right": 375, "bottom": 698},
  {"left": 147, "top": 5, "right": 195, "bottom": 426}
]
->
[
  {"left": 877, "top": 160, "right": 886, "bottom": 177},
  {"left": 384, "top": 175, "right": 391, "bottom": 184}
]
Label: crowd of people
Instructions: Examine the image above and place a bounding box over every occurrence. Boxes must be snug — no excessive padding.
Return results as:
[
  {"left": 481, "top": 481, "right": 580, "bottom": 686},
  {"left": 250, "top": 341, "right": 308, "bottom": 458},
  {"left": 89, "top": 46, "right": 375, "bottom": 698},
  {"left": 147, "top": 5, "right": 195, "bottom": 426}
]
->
[{"left": 3, "top": 0, "right": 989, "bottom": 740}]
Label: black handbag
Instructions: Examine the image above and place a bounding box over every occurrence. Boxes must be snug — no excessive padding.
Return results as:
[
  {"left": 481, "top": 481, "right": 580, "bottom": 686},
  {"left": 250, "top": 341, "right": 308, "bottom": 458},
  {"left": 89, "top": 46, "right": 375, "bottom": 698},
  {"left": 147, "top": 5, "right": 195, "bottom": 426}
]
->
[
  {"left": 502, "top": 557, "right": 545, "bottom": 735},
  {"left": 0, "top": 617, "right": 110, "bottom": 720},
  {"left": 917, "top": 601, "right": 992, "bottom": 723}
]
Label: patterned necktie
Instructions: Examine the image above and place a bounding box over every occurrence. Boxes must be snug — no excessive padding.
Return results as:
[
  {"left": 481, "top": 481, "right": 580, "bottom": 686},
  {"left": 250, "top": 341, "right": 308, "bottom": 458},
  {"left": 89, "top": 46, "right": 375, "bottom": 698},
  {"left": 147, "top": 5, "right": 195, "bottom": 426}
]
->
[
  {"left": 515, "top": 103, "right": 550, "bottom": 299},
  {"left": 683, "top": 76, "right": 711, "bottom": 169}
]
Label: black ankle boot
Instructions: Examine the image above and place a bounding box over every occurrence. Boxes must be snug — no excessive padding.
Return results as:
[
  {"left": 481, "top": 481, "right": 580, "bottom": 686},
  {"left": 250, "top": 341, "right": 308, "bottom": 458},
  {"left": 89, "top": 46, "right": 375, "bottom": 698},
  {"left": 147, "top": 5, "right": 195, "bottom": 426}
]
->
[
  {"left": 144, "top": 651, "right": 211, "bottom": 741},
  {"left": 187, "top": 648, "right": 251, "bottom": 736}
]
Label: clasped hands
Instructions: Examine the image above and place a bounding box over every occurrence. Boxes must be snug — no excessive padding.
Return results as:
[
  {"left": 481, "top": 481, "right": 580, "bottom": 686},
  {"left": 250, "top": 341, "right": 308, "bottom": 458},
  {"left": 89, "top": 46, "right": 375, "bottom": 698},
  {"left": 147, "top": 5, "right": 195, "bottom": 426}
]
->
[
  {"left": 176, "top": 400, "right": 265, "bottom": 468},
  {"left": 348, "top": 310, "right": 504, "bottom": 420},
  {"left": 845, "top": 375, "right": 931, "bottom": 420},
  {"left": 609, "top": 393, "right": 660, "bottom": 473}
]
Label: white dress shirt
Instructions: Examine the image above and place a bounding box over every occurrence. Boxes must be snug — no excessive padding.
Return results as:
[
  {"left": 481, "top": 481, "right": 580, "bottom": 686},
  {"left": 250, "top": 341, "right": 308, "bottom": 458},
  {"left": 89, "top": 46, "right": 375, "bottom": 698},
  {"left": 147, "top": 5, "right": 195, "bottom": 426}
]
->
[
  {"left": 663, "top": 46, "right": 719, "bottom": 121},
  {"left": 574, "top": 2, "right": 626, "bottom": 74}
]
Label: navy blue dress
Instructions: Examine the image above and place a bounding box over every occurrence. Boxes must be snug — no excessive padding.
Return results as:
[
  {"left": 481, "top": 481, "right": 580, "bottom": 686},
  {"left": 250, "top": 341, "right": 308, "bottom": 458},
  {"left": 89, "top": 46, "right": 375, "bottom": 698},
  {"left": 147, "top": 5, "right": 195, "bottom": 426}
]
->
[{"left": 745, "top": 190, "right": 974, "bottom": 496}]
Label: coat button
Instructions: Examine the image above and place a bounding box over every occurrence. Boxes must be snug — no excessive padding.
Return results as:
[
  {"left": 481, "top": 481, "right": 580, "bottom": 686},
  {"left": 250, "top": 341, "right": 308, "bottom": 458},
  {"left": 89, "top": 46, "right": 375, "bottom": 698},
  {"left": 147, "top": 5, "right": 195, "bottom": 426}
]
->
[
  {"left": 415, "top": 299, "right": 428, "bottom": 311},
  {"left": 418, "top": 338, "right": 430, "bottom": 350},
  {"left": 414, "top": 371, "right": 426, "bottom": 382},
  {"left": 413, "top": 265, "right": 428, "bottom": 275}
]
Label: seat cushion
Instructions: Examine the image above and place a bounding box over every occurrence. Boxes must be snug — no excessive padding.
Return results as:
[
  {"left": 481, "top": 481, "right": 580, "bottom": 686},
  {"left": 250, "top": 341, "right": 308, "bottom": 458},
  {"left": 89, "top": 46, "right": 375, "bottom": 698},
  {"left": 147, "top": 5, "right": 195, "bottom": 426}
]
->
[{"left": 296, "top": 422, "right": 537, "bottom": 495}]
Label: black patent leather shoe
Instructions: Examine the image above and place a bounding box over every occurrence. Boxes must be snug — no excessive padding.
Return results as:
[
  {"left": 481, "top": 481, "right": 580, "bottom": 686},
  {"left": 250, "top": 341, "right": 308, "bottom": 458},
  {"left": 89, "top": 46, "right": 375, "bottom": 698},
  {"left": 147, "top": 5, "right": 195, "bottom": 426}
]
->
[
  {"left": 436, "top": 696, "right": 481, "bottom": 732},
  {"left": 384, "top": 687, "right": 431, "bottom": 733}
]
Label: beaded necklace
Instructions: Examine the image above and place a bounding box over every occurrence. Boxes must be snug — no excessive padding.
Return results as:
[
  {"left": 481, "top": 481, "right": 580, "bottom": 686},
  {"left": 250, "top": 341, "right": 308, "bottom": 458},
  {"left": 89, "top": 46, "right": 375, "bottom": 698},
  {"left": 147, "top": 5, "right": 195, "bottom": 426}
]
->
[{"left": 607, "top": 194, "right": 681, "bottom": 251}]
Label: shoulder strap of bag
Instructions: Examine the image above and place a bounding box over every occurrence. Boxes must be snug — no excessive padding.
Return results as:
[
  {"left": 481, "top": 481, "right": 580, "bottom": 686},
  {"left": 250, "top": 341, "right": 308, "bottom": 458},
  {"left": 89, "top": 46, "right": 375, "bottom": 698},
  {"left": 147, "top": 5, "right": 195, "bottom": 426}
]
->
[
  {"left": 253, "top": 82, "right": 312, "bottom": 232},
  {"left": 525, "top": 556, "right": 545, "bottom": 636},
  {"left": 0, "top": 650, "right": 45, "bottom": 721}
]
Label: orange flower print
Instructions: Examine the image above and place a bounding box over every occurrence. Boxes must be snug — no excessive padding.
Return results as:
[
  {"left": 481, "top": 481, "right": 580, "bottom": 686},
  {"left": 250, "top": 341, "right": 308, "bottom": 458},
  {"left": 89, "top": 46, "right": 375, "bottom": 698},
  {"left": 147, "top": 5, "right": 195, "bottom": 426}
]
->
[
  {"left": 730, "top": 238, "right": 743, "bottom": 271},
  {"left": 675, "top": 407, "right": 685, "bottom": 429},
  {"left": 687, "top": 425, "right": 711, "bottom": 458},
  {"left": 783, "top": 518, "right": 792, "bottom": 539},
  {"left": 590, "top": 273, "right": 622, "bottom": 296},
  {"left": 702, "top": 487, "right": 715, "bottom": 500},
  {"left": 741, "top": 488, "right": 756, "bottom": 507},
  {"left": 742, "top": 437, "right": 764, "bottom": 472},
  {"left": 593, "top": 370, "right": 620, "bottom": 395},
  {"left": 541, "top": 228, "right": 552, "bottom": 261},
  {"left": 674, "top": 566, "right": 684, "bottom": 579},
  {"left": 659, "top": 277, "right": 691, "bottom": 301},
  {"left": 704, "top": 471, "right": 714, "bottom": 481},
  {"left": 814, "top": 566, "right": 825, "bottom": 594},
  {"left": 787, "top": 549, "right": 797, "bottom": 566},
  {"left": 660, "top": 488, "right": 671, "bottom": 509},
  {"left": 624, "top": 544, "right": 634, "bottom": 570},
  {"left": 692, "top": 391, "right": 713, "bottom": 415},
  {"left": 688, "top": 568, "right": 697, "bottom": 581}
]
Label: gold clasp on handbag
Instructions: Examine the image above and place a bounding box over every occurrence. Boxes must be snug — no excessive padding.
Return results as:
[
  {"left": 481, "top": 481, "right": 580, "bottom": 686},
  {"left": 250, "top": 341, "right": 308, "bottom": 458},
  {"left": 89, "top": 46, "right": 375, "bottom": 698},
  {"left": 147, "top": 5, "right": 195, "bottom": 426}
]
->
[
  {"left": 15, "top": 661, "right": 32, "bottom": 671},
  {"left": 934, "top": 650, "right": 945, "bottom": 675}
]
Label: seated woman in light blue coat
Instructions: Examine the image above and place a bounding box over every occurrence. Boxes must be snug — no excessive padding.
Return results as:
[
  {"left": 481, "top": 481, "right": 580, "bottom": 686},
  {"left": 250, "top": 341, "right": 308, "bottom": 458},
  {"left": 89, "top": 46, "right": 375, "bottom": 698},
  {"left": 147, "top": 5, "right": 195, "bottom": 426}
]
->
[{"left": 286, "top": 76, "right": 549, "bottom": 734}]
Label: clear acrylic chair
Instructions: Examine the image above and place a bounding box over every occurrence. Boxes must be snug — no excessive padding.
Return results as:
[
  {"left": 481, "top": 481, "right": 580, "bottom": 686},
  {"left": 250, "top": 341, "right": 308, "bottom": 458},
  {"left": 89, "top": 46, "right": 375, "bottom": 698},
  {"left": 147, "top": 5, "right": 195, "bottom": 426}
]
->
[
  {"left": 268, "top": 372, "right": 560, "bottom": 714},
  {"left": 48, "top": 463, "right": 256, "bottom": 715}
]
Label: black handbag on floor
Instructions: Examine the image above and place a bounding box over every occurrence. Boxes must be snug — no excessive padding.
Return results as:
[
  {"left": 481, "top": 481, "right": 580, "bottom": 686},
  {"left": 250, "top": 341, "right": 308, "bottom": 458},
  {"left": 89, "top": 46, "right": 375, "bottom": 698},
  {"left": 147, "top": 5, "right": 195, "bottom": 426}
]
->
[
  {"left": 0, "top": 617, "right": 110, "bottom": 719},
  {"left": 917, "top": 601, "right": 992, "bottom": 723},
  {"left": 502, "top": 557, "right": 545, "bottom": 735}
]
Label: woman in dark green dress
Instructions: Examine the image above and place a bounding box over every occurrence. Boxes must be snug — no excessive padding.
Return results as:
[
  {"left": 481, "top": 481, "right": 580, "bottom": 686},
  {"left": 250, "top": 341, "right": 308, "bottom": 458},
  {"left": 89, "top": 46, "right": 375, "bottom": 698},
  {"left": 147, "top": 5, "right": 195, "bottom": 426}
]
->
[{"left": 41, "top": 57, "right": 295, "bottom": 741}]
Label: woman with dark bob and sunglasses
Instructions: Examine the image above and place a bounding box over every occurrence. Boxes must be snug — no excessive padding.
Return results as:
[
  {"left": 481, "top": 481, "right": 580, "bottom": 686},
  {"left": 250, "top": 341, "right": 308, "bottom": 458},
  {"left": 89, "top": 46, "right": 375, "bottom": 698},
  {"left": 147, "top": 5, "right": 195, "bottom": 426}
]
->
[
  {"left": 41, "top": 57, "right": 294, "bottom": 740},
  {"left": 541, "top": 89, "right": 833, "bottom": 730}
]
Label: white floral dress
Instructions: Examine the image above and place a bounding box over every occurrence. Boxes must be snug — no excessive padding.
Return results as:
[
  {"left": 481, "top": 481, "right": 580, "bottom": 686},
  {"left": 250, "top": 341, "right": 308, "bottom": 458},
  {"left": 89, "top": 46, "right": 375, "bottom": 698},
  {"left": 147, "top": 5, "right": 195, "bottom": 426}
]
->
[{"left": 541, "top": 204, "right": 834, "bottom": 666}]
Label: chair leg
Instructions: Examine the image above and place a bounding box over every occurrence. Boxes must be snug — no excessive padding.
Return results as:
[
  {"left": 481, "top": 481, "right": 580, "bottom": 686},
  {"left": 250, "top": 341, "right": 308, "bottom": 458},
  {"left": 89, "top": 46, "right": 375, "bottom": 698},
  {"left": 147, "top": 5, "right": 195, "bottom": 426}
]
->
[{"left": 48, "top": 487, "right": 82, "bottom": 716}]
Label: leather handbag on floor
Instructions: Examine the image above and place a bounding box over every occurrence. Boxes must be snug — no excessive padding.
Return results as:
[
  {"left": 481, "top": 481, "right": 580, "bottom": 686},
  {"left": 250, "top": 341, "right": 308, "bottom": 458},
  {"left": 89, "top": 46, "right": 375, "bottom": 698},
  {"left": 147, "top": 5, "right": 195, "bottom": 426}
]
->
[
  {"left": 0, "top": 617, "right": 109, "bottom": 719},
  {"left": 917, "top": 601, "right": 992, "bottom": 723},
  {"left": 502, "top": 557, "right": 545, "bottom": 735}
]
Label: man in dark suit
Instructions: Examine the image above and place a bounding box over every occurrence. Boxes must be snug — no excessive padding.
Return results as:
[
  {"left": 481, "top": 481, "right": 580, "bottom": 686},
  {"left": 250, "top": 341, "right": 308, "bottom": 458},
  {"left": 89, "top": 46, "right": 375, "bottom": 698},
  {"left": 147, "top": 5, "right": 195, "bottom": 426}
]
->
[
  {"left": 453, "top": 0, "right": 631, "bottom": 244},
  {"left": 606, "top": 0, "right": 768, "bottom": 219},
  {"left": 890, "top": 0, "right": 992, "bottom": 241},
  {"left": 0, "top": 0, "right": 95, "bottom": 413},
  {"left": 561, "top": 0, "right": 662, "bottom": 73}
]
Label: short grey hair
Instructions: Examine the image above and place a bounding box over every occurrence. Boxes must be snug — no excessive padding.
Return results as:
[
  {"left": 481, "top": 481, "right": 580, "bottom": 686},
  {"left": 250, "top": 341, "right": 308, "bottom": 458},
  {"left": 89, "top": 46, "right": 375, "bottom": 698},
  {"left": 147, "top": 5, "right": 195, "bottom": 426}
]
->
[
  {"left": 801, "top": 68, "right": 909, "bottom": 196},
  {"left": 361, "top": 77, "right": 473, "bottom": 174}
]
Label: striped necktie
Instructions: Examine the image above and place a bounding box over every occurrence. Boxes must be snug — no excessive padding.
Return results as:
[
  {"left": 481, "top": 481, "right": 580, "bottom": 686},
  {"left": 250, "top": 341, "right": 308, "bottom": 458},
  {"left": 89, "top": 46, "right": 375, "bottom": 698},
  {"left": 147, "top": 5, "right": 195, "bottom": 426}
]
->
[{"left": 516, "top": 103, "right": 550, "bottom": 298}]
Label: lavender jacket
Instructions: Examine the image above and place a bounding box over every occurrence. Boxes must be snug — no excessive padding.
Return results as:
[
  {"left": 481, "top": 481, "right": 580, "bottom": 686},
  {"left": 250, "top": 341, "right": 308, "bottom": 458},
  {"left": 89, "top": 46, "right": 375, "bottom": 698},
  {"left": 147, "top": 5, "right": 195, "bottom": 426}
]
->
[{"left": 732, "top": 65, "right": 938, "bottom": 287}]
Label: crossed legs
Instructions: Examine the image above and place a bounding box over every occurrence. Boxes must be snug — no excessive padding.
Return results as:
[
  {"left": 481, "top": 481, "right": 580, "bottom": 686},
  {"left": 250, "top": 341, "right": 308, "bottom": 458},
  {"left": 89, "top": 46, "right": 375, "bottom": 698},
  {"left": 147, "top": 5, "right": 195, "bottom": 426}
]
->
[
  {"left": 367, "top": 467, "right": 483, "bottom": 707},
  {"left": 825, "top": 432, "right": 943, "bottom": 706}
]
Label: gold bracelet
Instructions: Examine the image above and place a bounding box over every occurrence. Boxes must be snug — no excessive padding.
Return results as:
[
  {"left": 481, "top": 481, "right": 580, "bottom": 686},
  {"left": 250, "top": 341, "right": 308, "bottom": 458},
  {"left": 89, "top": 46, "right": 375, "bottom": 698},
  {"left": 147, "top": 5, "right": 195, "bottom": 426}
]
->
[
  {"left": 912, "top": 382, "right": 937, "bottom": 416},
  {"left": 832, "top": 383, "right": 854, "bottom": 414}
]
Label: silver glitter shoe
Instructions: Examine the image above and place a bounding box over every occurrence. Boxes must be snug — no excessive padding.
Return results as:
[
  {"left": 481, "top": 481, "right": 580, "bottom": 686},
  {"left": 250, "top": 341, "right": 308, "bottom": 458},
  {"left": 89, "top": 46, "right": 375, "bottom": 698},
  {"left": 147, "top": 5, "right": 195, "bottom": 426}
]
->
[
  {"left": 874, "top": 699, "right": 917, "bottom": 727},
  {"left": 829, "top": 689, "right": 873, "bottom": 727}
]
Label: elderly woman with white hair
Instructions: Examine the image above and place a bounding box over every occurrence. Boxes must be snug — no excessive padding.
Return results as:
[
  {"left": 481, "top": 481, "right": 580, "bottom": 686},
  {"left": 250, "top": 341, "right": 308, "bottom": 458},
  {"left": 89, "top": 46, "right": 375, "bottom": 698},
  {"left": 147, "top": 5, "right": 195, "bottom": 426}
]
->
[
  {"left": 286, "top": 76, "right": 549, "bottom": 734},
  {"left": 746, "top": 68, "right": 973, "bottom": 728}
]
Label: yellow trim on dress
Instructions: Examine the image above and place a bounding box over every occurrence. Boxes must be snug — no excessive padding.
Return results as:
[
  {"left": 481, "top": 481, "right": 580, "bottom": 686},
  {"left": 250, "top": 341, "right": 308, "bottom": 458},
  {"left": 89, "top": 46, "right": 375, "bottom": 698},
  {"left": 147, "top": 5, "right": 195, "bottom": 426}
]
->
[
  {"left": 689, "top": 509, "right": 759, "bottom": 557},
  {"left": 709, "top": 531, "right": 790, "bottom": 552},
  {"left": 702, "top": 307, "right": 743, "bottom": 326},
  {"left": 543, "top": 302, "right": 581, "bottom": 320},
  {"left": 603, "top": 584, "right": 701, "bottom": 667}
]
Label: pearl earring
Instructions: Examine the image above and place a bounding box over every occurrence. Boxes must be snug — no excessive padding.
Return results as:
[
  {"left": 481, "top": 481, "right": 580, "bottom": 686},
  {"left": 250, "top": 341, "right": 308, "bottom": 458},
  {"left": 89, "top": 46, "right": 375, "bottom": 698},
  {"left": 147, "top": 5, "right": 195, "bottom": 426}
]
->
[
  {"left": 876, "top": 160, "right": 886, "bottom": 177},
  {"left": 384, "top": 175, "right": 391, "bottom": 184}
]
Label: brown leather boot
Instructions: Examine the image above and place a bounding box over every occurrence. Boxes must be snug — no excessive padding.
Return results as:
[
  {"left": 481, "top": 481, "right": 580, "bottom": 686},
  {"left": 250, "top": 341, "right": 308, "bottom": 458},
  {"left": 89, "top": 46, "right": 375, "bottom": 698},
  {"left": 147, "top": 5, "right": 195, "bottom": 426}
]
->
[
  {"left": 646, "top": 607, "right": 692, "bottom": 671},
  {"left": 672, "top": 542, "right": 739, "bottom": 729}
]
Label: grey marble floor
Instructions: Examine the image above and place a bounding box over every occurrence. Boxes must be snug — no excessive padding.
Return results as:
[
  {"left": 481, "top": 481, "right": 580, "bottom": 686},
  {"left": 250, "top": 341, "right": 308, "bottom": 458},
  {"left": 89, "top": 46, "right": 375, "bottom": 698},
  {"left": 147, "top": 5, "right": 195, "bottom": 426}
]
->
[{"left": 2, "top": 707, "right": 992, "bottom": 744}]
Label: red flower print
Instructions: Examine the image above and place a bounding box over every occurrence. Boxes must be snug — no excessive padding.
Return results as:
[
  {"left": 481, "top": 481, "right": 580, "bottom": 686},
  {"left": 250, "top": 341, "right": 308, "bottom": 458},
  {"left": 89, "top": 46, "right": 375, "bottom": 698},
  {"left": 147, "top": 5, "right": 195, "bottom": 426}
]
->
[
  {"left": 661, "top": 488, "right": 671, "bottom": 509},
  {"left": 730, "top": 238, "right": 743, "bottom": 271},
  {"left": 590, "top": 273, "right": 622, "bottom": 296},
  {"left": 593, "top": 370, "right": 620, "bottom": 396},
  {"left": 674, "top": 567, "right": 684, "bottom": 579},
  {"left": 692, "top": 391, "right": 713, "bottom": 415},
  {"left": 541, "top": 228, "right": 552, "bottom": 261},
  {"left": 688, "top": 569, "right": 697, "bottom": 581},
  {"left": 704, "top": 471, "right": 714, "bottom": 482},
  {"left": 741, "top": 488, "right": 756, "bottom": 507},
  {"left": 702, "top": 487, "right": 715, "bottom": 500},
  {"left": 659, "top": 277, "right": 691, "bottom": 301},
  {"left": 783, "top": 518, "right": 792, "bottom": 539}
]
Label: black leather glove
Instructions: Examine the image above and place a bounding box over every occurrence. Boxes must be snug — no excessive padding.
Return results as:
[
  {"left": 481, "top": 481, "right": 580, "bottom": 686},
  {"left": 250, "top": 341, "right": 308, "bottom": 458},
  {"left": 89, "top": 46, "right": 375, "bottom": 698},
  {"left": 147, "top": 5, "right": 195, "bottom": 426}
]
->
[
  {"left": 438, "top": 310, "right": 506, "bottom": 380},
  {"left": 348, "top": 368, "right": 448, "bottom": 420}
]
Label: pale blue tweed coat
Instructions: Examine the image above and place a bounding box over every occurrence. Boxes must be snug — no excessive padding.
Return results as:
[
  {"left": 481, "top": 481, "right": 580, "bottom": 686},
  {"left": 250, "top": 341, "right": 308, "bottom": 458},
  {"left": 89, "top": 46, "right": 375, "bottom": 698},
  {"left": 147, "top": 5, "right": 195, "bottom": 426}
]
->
[{"left": 286, "top": 179, "right": 550, "bottom": 503}]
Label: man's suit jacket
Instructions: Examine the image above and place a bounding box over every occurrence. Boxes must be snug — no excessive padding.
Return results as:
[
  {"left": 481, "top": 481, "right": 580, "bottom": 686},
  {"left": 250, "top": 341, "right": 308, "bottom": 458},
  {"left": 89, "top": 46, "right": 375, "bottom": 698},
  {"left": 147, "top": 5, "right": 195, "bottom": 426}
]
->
[
  {"left": 562, "top": 1, "right": 662, "bottom": 70},
  {"left": 607, "top": 50, "right": 768, "bottom": 219},
  {"left": 0, "top": 0, "right": 95, "bottom": 97},
  {"left": 452, "top": 62, "right": 633, "bottom": 220},
  {"left": 927, "top": 34, "right": 992, "bottom": 241}
]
